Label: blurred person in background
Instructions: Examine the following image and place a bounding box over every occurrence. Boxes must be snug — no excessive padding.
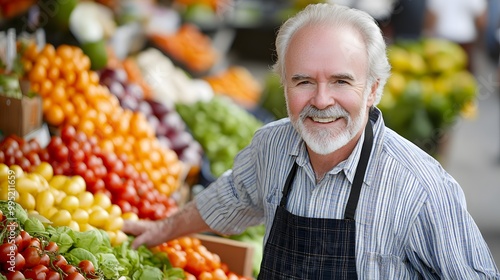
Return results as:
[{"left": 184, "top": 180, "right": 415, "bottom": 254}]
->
[
  {"left": 124, "top": 3, "right": 500, "bottom": 279},
  {"left": 424, "top": 0, "right": 488, "bottom": 73},
  {"left": 485, "top": 0, "right": 500, "bottom": 62},
  {"left": 387, "top": 0, "right": 428, "bottom": 41}
]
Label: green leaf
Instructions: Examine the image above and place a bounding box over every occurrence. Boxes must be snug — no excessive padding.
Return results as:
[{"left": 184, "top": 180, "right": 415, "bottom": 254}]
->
[{"left": 66, "top": 247, "right": 99, "bottom": 269}]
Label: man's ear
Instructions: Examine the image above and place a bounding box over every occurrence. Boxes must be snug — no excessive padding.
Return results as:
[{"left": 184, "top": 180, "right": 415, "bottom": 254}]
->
[{"left": 367, "top": 79, "right": 379, "bottom": 106}]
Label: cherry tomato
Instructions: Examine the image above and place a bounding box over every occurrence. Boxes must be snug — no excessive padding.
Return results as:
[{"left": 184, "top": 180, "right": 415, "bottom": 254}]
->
[
  {"left": 60, "top": 263, "right": 77, "bottom": 275},
  {"left": 78, "top": 260, "right": 95, "bottom": 276},
  {"left": 0, "top": 243, "right": 17, "bottom": 262},
  {"left": 19, "top": 231, "right": 31, "bottom": 252},
  {"left": 5, "top": 270, "right": 25, "bottom": 280},
  {"left": 44, "top": 241, "right": 59, "bottom": 253},
  {"left": 65, "top": 271, "right": 85, "bottom": 280},
  {"left": 46, "top": 270, "right": 62, "bottom": 280},
  {"left": 39, "top": 253, "right": 50, "bottom": 266},
  {"left": 12, "top": 252, "right": 25, "bottom": 271},
  {"left": 21, "top": 246, "right": 41, "bottom": 268},
  {"left": 52, "top": 254, "right": 68, "bottom": 268},
  {"left": 23, "top": 269, "right": 46, "bottom": 280}
]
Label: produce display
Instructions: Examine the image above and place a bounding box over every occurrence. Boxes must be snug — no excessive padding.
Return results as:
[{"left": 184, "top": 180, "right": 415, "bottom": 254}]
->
[
  {"left": 176, "top": 96, "right": 262, "bottom": 178},
  {"left": 0, "top": 0, "right": 485, "bottom": 278},
  {"left": 379, "top": 38, "right": 478, "bottom": 155},
  {"left": 98, "top": 66, "right": 204, "bottom": 171},
  {"left": 21, "top": 43, "right": 185, "bottom": 197},
  {"left": 149, "top": 24, "right": 219, "bottom": 75},
  {"left": 0, "top": 200, "right": 185, "bottom": 280},
  {"left": 203, "top": 66, "right": 263, "bottom": 109}
]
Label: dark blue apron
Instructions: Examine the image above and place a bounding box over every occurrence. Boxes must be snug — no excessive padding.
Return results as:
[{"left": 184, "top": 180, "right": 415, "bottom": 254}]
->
[{"left": 258, "top": 119, "right": 373, "bottom": 279}]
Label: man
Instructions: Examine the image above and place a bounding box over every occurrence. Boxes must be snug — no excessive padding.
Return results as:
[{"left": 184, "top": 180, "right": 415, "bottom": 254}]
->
[{"left": 123, "top": 3, "right": 500, "bottom": 279}]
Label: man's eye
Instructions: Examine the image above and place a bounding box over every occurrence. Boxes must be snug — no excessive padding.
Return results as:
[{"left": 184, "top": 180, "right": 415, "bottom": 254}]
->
[
  {"left": 297, "top": 81, "right": 311, "bottom": 85},
  {"left": 336, "top": 80, "right": 348, "bottom": 85}
]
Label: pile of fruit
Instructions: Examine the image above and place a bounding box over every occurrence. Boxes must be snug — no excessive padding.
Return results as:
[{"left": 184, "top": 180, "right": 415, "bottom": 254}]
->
[
  {"left": 379, "top": 38, "right": 478, "bottom": 156},
  {"left": 203, "top": 66, "right": 263, "bottom": 109},
  {"left": 20, "top": 42, "right": 185, "bottom": 197},
  {"left": 149, "top": 24, "right": 219, "bottom": 75},
  {"left": 176, "top": 96, "right": 262, "bottom": 178}
]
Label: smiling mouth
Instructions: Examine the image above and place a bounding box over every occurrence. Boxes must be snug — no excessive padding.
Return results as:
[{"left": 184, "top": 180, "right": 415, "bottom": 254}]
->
[{"left": 310, "top": 116, "right": 340, "bottom": 123}]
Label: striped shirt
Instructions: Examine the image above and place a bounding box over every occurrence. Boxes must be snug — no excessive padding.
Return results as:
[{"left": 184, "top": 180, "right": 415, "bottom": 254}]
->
[{"left": 195, "top": 107, "right": 500, "bottom": 279}]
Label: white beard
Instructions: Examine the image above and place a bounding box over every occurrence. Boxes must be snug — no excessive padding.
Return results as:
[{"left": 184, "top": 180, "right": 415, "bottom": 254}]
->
[{"left": 289, "top": 96, "right": 368, "bottom": 155}]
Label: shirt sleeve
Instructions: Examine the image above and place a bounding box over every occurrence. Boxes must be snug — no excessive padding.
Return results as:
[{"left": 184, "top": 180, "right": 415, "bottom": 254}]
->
[
  {"left": 194, "top": 129, "right": 266, "bottom": 236},
  {"left": 405, "top": 175, "right": 500, "bottom": 279}
]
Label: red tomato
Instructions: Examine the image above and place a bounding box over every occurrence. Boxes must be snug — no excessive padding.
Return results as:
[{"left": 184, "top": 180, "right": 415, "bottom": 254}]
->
[
  {"left": 22, "top": 269, "right": 46, "bottom": 280},
  {"left": 44, "top": 241, "right": 59, "bottom": 253},
  {"left": 21, "top": 247, "right": 41, "bottom": 268},
  {"left": 52, "top": 254, "right": 68, "bottom": 268},
  {"left": 5, "top": 270, "right": 25, "bottom": 280},
  {"left": 19, "top": 231, "right": 31, "bottom": 252},
  {"left": 61, "top": 126, "right": 76, "bottom": 143},
  {"left": 65, "top": 271, "right": 85, "bottom": 280},
  {"left": 39, "top": 253, "right": 50, "bottom": 266},
  {"left": 78, "top": 260, "right": 95, "bottom": 276},
  {"left": 13, "top": 252, "right": 25, "bottom": 271},
  {"left": 60, "top": 264, "right": 77, "bottom": 275},
  {"left": 31, "top": 264, "right": 49, "bottom": 274},
  {"left": 29, "top": 237, "right": 41, "bottom": 249},
  {"left": 0, "top": 243, "right": 17, "bottom": 263},
  {"left": 45, "top": 270, "right": 62, "bottom": 280}
]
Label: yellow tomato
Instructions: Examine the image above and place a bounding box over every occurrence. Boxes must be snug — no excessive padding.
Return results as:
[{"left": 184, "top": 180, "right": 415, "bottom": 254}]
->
[
  {"left": 0, "top": 164, "right": 9, "bottom": 182},
  {"left": 72, "top": 208, "right": 89, "bottom": 225},
  {"left": 17, "top": 192, "right": 36, "bottom": 211},
  {"left": 62, "top": 179, "right": 85, "bottom": 196},
  {"left": 58, "top": 195, "right": 79, "bottom": 213},
  {"left": 80, "top": 223, "right": 95, "bottom": 232},
  {"left": 35, "top": 189, "right": 55, "bottom": 214},
  {"left": 50, "top": 209, "right": 72, "bottom": 227},
  {"left": 16, "top": 177, "right": 39, "bottom": 194},
  {"left": 112, "top": 230, "right": 128, "bottom": 246},
  {"left": 77, "top": 191, "right": 94, "bottom": 210},
  {"left": 32, "top": 162, "right": 54, "bottom": 182},
  {"left": 68, "top": 220, "right": 80, "bottom": 231},
  {"left": 9, "top": 165, "right": 24, "bottom": 179},
  {"left": 88, "top": 207, "right": 109, "bottom": 228},
  {"left": 107, "top": 205, "right": 122, "bottom": 218},
  {"left": 93, "top": 192, "right": 111, "bottom": 210},
  {"left": 105, "top": 216, "right": 124, "bottom": 232},
  {"left": 49, "top": 175, "right": 68, "bottom": 189},
  {"left": 122, "top": 212, "right": 139, "bottom": 221},
  {"left": 40, "top": 206, "right": 58, "bottom": 219}
]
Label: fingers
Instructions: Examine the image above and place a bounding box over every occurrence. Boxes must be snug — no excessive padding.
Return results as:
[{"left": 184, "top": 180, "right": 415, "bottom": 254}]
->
[{"left": 122, "top": 219, "right": 150, "bottom": 236}]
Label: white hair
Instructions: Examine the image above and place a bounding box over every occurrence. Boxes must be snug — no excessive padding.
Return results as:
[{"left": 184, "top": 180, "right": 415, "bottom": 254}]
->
[{"left": 273, "top": 3, "right": 391, "bottom": 105}]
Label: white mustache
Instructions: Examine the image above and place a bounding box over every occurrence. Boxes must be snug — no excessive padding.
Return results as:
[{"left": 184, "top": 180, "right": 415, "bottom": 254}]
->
[{"left": 299, "top": 105, "right": 349, "bottom": 121}]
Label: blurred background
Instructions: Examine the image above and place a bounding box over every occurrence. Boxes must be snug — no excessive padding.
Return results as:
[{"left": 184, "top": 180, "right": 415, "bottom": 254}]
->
[{"left": 0, "top": 0, "right": 499, "bottom": 276}]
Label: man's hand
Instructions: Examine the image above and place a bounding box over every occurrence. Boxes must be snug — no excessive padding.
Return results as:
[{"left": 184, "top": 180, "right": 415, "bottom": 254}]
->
[
  {"left": 122, "top": 219, "right": 169, "bottom": 249},
  {"left": 122, "top": 200, "right": 212, "bottom": 249}
]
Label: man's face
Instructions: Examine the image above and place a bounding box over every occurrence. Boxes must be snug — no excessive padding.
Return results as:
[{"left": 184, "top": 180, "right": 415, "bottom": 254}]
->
[{"left": 284, "top": 24, "right": 376, "bottom": 155}]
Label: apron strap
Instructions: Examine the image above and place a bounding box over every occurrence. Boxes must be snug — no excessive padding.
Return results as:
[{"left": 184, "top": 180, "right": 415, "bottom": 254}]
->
[
  {"left": 280, "top": 161, "right": 298, "bottom": 207},
  {"left": 344, "top": 119, "right": 373, "bottom": 220}
]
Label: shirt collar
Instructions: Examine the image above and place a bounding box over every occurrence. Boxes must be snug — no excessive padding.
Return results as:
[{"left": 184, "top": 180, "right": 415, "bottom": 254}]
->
[{"left": 288, "top": 107, "right": 385, "bottom": 187}]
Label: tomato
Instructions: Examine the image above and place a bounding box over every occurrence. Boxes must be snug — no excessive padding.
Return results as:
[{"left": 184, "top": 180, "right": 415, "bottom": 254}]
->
[
  {"left": 50, "top": 210, "right": 72, "bottom": 227},
  {"left": 0, "top": 243, "right": 17, "bottom": 262},
  {"left": 5, "top": 270, "right": 25, "bottom": 280},
  {"left": 88, "top": 207, "right": 109, "bottom": 228},
  {"left": 45, "top": 270, "right": 62, "bottom": 280},
  {"left": 60, "top": 263, "right": 77, "bottom": 275},
  {"left": 22, "top": 269, "right": 46, "bottom": 280},
  {"left": 65, "top": 271, "right": 86, "bottom": 280},
  {"left": 9, "top": 253, "right": 26, "bottom": 271},
  {"left": 61, "top": 126, "right": 77, "bottom": 143},
  {"left": 29, "top": 237, "right": 42, "bottom": 249},
  {"left": 52, "top": 254, "right": 68, "bottom": 268},
  {"left": 44, "top": 241, "right": 59, "bottom": 253},
  {"left": 167, "top": 250, "right": 187, "bottom": 269},
  {"left": 39, "top": 253, "right": 50, "bottom": 266},
  {"left": 21, "top": 246, "right": 41, "bottom": 268},
  {"left": 78, "top": 260, "right": 95, "bottom": 275},
  {"left": 31, "top": 264, "right": 49, "bottom": 275},
  {"left": 18, "top": 231, "right": 31, "bottom": 252}
]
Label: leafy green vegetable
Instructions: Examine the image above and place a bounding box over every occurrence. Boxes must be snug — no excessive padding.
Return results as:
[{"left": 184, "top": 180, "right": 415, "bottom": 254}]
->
[
  {"left": 23, "top": 216, "right": 46, "bottom": 235},
  {"left": 97, "top": 253, "right": 123, "bottom": 279},
  {"left": 0, "top": 200, "right": 28, "bottom": 225},
  {"left": 67, "top": 248, "right": 99, "bottom": 269}
]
